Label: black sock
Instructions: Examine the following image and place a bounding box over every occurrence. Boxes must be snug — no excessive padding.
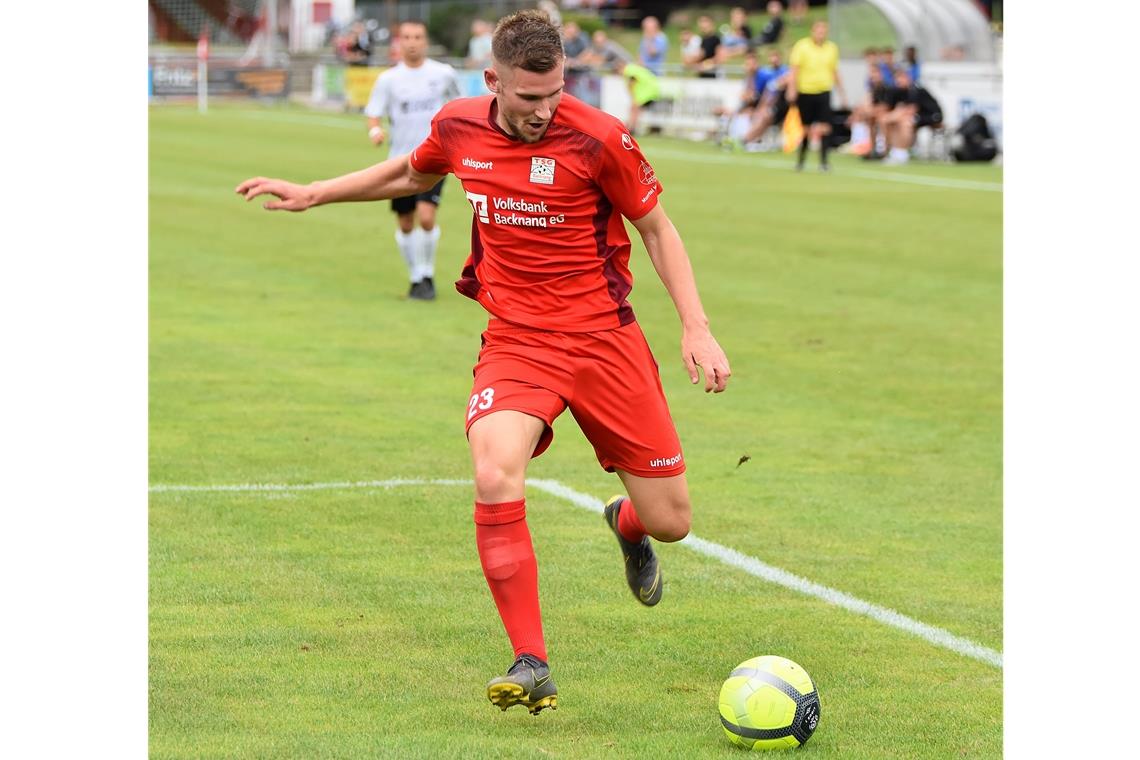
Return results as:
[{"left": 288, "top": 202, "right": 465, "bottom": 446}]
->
[
  {"left": 798, "top": 136, "right": 809, "bottom": 165},
  {"left": 820, "top": 139, "right": 830, "bottom": 166}
]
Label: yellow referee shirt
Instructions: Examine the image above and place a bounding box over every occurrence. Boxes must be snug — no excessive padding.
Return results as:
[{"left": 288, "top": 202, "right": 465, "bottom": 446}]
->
[{"left": 789, "top": 37, "right": 839, "bottom": 94}]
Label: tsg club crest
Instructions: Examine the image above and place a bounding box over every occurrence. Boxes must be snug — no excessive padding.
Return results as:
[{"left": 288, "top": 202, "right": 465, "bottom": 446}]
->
[{"left": 529, "top": 156, "right": 556, "bottom": 185}]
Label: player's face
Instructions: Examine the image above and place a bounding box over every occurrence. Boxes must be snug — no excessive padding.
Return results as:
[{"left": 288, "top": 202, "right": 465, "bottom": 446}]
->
[
  {"left": 400, "top": 23, "right": 427, "bottom": 64},
  {"left": 487, "top": 64, "right": 565, "bottom": 144},
  {"left": 811, "top": 22, "right": 828, "bottom": 44}
]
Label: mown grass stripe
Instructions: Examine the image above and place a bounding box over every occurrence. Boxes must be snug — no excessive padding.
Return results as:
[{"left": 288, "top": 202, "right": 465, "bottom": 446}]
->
[{"left": 149, "top": 477, "right": 1002, "bottom": 668}]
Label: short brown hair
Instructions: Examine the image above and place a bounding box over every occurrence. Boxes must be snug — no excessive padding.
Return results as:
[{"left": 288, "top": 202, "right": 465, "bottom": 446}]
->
[{"left": 492, "top": 10, "right": 563, "bottom": 72}]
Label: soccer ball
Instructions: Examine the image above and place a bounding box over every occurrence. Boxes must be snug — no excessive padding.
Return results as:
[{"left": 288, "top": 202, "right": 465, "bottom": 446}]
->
[{"left": 718, "top": 655, "right": 821, "bottom": 750}]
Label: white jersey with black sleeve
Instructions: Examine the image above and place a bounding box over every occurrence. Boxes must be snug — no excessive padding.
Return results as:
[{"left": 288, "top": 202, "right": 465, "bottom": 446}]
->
[{"left": 364, "top": 59, "right": 460, "bottom": 157}]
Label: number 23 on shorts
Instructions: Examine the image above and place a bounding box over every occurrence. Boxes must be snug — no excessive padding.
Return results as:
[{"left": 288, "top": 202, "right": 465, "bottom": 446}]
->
[{"left": 467, "top": 387, "right": 495, "bottom": 420}]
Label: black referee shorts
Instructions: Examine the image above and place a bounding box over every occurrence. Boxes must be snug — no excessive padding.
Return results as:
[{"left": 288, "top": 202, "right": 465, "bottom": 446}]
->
[
  {"left": 391, "top": 178, "right": 445, "bottom": 215},
  {"left": 796, "top": 91, "right": 833, "bottom": 126}
]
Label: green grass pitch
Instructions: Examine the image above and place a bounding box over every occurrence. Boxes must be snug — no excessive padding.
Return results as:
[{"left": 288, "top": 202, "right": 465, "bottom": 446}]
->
[{"left": 149, "top": 102, "right": 1001, "bottom": 758}]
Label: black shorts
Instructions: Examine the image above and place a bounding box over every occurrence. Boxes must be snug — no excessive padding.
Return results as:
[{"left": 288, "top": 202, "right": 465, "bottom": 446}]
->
[
  {"left": 391, "top": 178, "right": 445, "bottom": 215},
  {"left": 796, "top": 91, "right": 832, "bottom": 125}
]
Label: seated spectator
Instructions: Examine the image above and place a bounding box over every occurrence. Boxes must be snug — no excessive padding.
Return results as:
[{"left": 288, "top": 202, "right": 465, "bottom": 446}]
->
[
  {"left": 941, "top": 43, "right": 967, "bottom": 60},
  {"left": 721, "top": 7, "right": 754, "bottom": 58},
  {"left": 537, "top": 0, "right": 562, "bottom": 28},
  {"left": 342, "top": 21, "right": 372, "bottom": 66},
  {"left": 695, "top": 15, "right": 724, "bottom": 78},
  {"left": 578, "top": 28, "right": 633, "bottom": 69},
  {"left": 904, "top": 45, "right": 921, "bottom": 82},
  {"left": 877, "top": 66, "right": 942, "bottom": 164},
  {"left": 466, "top": 19, "right": 493, "bottom": 69},
  {"left": 735, "top": 48, "right": 792, "bottom": 148},
  {"left": 561, "top": 20, "right": 592, "bottom": 71},
  {"left": 757, "top": 1, "right": 785, "bottom": 46},
  {"left": 878, "top": 47, "right": 896, "bottom": 86},
  {"left": 789, "top": 0, "right": 808, "bottom": 25},
  {"left": 848, "top": 64, "right": 892, "bottom": 157},
  {"left": 862, "top": 47, "right": 879, "bottom": 83},
  {"left": 679, "top": 28, "right": 704, "bottom": 72},
  {"left": 612, "top": 59, "right": 661, "bottom": 134},
  {"left": 639, "top": 15, "right": 668, "bottom": 75}
]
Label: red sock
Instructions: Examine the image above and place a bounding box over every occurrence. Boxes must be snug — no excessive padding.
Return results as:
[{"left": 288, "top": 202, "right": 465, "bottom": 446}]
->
[
  {"left": 474, "top": 499, "right": 547, "bottom": 662},
  {"left": 617, "top": 498, "right": 647, "bottom": 543}
]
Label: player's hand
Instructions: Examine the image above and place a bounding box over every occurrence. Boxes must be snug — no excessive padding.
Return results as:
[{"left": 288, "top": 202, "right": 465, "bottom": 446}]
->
[
  {"left": 369, "top": 127, "right": 386, "bottom": 146},
  {"left": 234, "top": 177, "right": 316, "bottom": 212},
  {"left": 682, "top": 328, "right": 731, "bottom": 393}
]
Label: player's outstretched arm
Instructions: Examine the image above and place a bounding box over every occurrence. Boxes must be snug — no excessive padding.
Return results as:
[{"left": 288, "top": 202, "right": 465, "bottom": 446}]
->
[
  {"left": 235, "top": 155, "right": 443, "bottom": 212},
  {"left": 631, "top": 203, "right": 732, "bottom": 393}
]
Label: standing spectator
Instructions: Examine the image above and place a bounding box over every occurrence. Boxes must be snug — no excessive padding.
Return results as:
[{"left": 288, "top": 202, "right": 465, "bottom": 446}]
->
[
  {"left": 787, "top": 20, "right": 847, "bottom": 171},
  {"left": 466, "top": 19, "right": 494, "bottom": 69},
  {"left": 386, "top": 22, "right": 402, "bottom": 64},
  {"left": 364, "top": 20, "right": 460, "bottom": 299},
  {"left": 639, "top": 16, "right": 669, "bottom": 75},
  {"left": 679, "top": 28, "right": 704, "bottom": 72},
  {"left": 757, "top": 1, "right": 785, "bottom": 46},
  {"left": 695, "top": 15, "right": 723, "bottom": 79},
  {"left": 613, "top": 59, "right": 661, "bottom": 134},
  {"left": 878, "top": 66, "right": 942, "bottom": 164}
]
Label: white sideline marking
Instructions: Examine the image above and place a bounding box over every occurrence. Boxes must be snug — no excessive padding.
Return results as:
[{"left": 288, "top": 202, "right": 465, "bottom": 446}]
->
[{"left": 150, "top": 477, "right": 1002, "bottom": 668}]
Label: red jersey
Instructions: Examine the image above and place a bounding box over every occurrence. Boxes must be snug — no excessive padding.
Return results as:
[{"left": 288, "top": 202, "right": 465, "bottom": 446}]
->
[{"left": 409, "top": 94, "right": 664, "bottom": 332}]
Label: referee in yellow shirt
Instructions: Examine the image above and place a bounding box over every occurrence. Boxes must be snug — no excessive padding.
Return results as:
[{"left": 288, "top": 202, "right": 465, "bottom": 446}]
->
[{"left": 787, "top": 20, "right": 848, "bottom": 172}]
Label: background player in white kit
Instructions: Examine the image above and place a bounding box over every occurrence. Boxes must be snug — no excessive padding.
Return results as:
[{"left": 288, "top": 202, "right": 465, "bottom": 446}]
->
[{"left": 365, "top": 20, "right": 459, "bottom": 300}]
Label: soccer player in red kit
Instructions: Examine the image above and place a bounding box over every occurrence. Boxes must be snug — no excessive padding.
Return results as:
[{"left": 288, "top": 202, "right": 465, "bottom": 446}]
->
[{"left": 236, "top": 10, "right": 731, "bottom": 716}]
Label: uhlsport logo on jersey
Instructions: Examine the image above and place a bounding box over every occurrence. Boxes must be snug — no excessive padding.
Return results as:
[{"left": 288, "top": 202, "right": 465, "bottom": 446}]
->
[
  {"left": 529, "top": 156, "right": 556, "bottom": 185},
  {"left": 649, "top": 452, "right": 683, "bottom": 468},
  {"left": 462, "top": 157, "right": 494, "bottom": 171}
]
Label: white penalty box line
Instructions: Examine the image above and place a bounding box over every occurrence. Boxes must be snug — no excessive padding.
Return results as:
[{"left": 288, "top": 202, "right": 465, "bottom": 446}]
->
[{"left": 149, "top": 477, "right": 1003, "bottom": 669}]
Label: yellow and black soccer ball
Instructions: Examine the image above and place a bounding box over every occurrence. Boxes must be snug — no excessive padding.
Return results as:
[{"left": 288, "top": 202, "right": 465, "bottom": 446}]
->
[{"left": 718, "top": 655, "right": 821, "bottom": 750}]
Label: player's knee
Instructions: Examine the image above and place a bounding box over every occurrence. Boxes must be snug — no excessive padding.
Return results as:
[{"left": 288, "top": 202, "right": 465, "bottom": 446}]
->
[
  {"left": 472, "top": 460, "right": 521, "bottom": 503},
  {"left": 651, "top": 501, "right": 691, "bottom": 543},
  {"left": 655, "top": 515, "right": 690, "bottom": 542}
]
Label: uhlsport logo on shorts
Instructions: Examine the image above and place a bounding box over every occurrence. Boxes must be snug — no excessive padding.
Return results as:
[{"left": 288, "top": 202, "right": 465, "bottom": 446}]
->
[
  {"left": 530, "top": 156, "right": 556, "bottom": 185},
  {"left": 649, "top": 453, "right": 683, "bottom": 468}
]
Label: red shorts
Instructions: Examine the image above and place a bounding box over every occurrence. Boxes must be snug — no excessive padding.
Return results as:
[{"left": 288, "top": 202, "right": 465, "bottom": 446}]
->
[{"left": 465, "top": 319, "right": 685, "bottom": 478}]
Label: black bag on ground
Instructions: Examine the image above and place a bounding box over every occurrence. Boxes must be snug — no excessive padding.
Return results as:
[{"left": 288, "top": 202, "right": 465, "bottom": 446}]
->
[
  {"left": 825, "top": 107, "right": 852, "bottom": 148},
  {"left": 952, "top": 114, "right": 998, "bottom": 162}
]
